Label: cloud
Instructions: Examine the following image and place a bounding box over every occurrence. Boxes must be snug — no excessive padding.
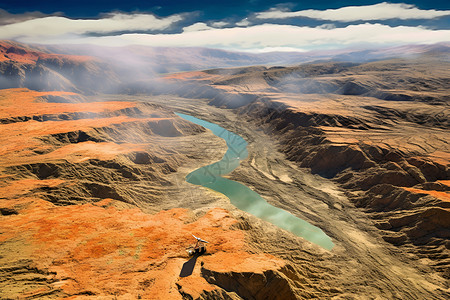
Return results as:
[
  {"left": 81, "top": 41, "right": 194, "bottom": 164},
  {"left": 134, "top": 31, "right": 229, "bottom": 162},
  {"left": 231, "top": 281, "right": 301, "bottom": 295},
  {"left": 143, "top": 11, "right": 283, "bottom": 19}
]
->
[
  {"left": 255, "top": 2, "right": 450, "bottom": 22},
  {"left": 18, "top": 23, "right": 449, "bottom": 52},
  {"left": 236, "top": 18, "right": 251, "bottom": 26},
  {"left": 0, "top": 9, "right": 56, "bottom": 26},
  {"left": 0, "top": 13, "right": 183, "bottom": 39},
  {"left": 211, "top": 21, "right": 229, "bottom": 28},
  {"left": 317, "top": 24, "right": 336, "bottom": 30},
  {"left": 183, "top": 22, "right": 213, "bottom": 32}
]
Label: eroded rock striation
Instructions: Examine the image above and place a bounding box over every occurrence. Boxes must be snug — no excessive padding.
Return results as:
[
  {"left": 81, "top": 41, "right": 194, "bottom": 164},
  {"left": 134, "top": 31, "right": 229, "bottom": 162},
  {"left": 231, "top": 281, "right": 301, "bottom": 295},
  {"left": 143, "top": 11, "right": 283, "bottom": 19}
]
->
[{"left": 165, "top": 57, "right": 450, "bottom": 279}]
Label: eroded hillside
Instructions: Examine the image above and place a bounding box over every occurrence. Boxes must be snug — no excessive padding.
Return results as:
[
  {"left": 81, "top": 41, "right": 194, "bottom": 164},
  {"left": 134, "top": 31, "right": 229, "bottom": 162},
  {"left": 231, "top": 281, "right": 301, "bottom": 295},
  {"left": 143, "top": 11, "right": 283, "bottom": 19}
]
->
[
  {"left": 165, "top": 57, "right": 450, "bottom": 279},
  {"left": 1, "top": 88, "right": 336, "bottom": 299},
  {"left": 1, "top": 42, "right": 450, "bottom": 299}
]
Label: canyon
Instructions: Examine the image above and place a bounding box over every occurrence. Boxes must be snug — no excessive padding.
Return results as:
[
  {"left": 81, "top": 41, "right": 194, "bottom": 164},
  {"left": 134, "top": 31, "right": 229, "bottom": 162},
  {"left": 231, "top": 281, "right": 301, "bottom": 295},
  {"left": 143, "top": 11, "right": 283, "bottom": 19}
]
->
[{"left": 0, "top": 40, "right": 449, "bottom": 299}]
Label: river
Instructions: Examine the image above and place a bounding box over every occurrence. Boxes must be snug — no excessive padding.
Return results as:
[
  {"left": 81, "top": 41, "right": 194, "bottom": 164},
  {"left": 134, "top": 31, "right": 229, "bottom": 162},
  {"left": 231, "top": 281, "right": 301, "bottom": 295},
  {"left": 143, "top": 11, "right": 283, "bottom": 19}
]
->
[{"left": 176, "top": 113, "right": 334, "bottom": 250}]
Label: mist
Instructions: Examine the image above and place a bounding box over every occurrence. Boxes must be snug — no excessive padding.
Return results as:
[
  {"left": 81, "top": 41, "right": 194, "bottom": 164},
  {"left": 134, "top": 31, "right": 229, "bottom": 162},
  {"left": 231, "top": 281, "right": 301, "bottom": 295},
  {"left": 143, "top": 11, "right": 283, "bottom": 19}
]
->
[{"left": 1, "top": 40, "right": 449, "bottom": 101}]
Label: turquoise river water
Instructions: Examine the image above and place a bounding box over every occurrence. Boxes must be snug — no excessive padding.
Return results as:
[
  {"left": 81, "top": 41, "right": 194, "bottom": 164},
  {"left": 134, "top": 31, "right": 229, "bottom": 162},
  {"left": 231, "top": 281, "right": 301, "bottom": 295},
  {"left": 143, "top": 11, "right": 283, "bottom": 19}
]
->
[{"left": 176, "top": 113, "right": 334, "bottom": 250}]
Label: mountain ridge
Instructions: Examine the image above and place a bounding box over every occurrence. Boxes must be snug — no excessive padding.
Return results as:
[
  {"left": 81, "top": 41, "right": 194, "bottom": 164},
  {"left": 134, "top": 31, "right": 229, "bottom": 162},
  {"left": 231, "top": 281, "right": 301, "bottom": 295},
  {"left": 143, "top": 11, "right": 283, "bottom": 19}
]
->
[{"left": 1, "top": 40, "right": 450, "bottom": 95}]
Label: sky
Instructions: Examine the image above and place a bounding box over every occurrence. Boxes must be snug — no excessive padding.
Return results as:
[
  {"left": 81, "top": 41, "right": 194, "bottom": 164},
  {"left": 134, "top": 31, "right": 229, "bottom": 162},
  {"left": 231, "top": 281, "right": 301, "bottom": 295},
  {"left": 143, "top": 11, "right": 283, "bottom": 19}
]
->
[{"left": 0, "top": 1, "right": 449, "bottom": 52}]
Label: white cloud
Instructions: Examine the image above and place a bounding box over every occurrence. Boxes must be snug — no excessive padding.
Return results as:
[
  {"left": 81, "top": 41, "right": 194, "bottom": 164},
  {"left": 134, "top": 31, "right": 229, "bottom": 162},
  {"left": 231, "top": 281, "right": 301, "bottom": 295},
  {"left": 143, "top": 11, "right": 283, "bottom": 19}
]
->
[
  {"left": 211, "top": 21, "right": 229, "bottom": 28},
  {"left": 255, "top": 2, "right": 450, "bottom": 22},
  {"left": 183, "top": 22, "right": 213, "bottom": 32},
  {"left": 18, "top": 23, "right": 449, "bottom": 52},
  {"left": 236, "top": 18, "right": 251, "bottom": 26},
  {"left": 0, "top": 13, "right": 183, "bottom": 39}
]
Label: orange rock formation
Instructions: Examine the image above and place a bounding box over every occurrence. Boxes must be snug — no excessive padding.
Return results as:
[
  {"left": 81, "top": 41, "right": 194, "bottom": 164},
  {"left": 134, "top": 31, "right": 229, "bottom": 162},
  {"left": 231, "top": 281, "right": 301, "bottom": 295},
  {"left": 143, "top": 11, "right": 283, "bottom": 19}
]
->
[{"left": 0, "top": 88, "right": 289, "bottom": 299}]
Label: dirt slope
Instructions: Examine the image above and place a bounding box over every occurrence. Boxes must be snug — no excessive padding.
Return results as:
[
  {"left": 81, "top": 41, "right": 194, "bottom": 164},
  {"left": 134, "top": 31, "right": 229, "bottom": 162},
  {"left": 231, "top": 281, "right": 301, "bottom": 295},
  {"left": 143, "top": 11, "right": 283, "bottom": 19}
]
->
[
  {"left": 0, "top": 41, "right": 120, "bottom": 93},
  {"left": 0, "top": 88, "right": 306, "bottom": 299},
  {"left": 1, "top": 46, "right": 450, "bottom": 299},
  {"left": 121, "top": 94, "right": 450, "bottom": 299},
  {"left": 164, "top": 57, "right": 450, "bottom": 280}
]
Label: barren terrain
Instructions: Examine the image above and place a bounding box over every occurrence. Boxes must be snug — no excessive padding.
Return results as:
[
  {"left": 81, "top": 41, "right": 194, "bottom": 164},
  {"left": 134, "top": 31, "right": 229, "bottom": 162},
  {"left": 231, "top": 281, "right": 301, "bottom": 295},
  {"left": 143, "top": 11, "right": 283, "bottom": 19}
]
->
[{"left": 0, "top": 41, "right": 449, "bottom": 299}]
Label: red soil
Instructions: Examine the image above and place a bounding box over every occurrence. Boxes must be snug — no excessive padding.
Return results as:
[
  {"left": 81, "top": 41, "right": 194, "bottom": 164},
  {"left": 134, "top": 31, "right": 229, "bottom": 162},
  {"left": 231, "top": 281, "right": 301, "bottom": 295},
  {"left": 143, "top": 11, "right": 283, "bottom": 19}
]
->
[
  {"left": 402, "top": 187, "right": 450, "bottom": 202},
  {"left": 0, "top": 88, "right": 170, "bottom": 166},
  {"left": 0, "top": 178, "right": 66, "bottom": 199},
  {"left": 163, "top": 71, "right": 216, "bottom": 81},
  {"left": 0, "top": 197, "right": 284, "bottom": 298},
  {"left": 0, "top": 41, "right": 94, "bottom": 65},
  {"left": 438, "top": 180, "right": 450, "bottom": 187},
  {"left": 0, "top": 88, "right": 287, "bottom": 298},
  {"left": 0, "top": 88, "right": 135, "bottom": 119}
]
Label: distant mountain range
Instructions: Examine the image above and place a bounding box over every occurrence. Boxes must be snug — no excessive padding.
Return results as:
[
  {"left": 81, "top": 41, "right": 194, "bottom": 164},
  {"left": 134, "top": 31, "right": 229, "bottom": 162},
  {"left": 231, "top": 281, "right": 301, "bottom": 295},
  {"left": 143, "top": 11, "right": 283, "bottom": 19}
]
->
[
  {"left": 1, "top": 40, "right": 449, "bottom": 94},
  {"left": 43, "top": 42, "right": 450, "bottom": 69}
]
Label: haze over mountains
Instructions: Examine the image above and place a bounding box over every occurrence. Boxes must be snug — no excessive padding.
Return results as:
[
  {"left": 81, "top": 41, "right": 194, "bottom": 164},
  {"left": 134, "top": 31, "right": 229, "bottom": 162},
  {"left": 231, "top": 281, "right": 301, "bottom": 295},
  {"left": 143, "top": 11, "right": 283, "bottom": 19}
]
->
[{"left": 1, "top": 40, "right": 449, "bottom": 94}]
